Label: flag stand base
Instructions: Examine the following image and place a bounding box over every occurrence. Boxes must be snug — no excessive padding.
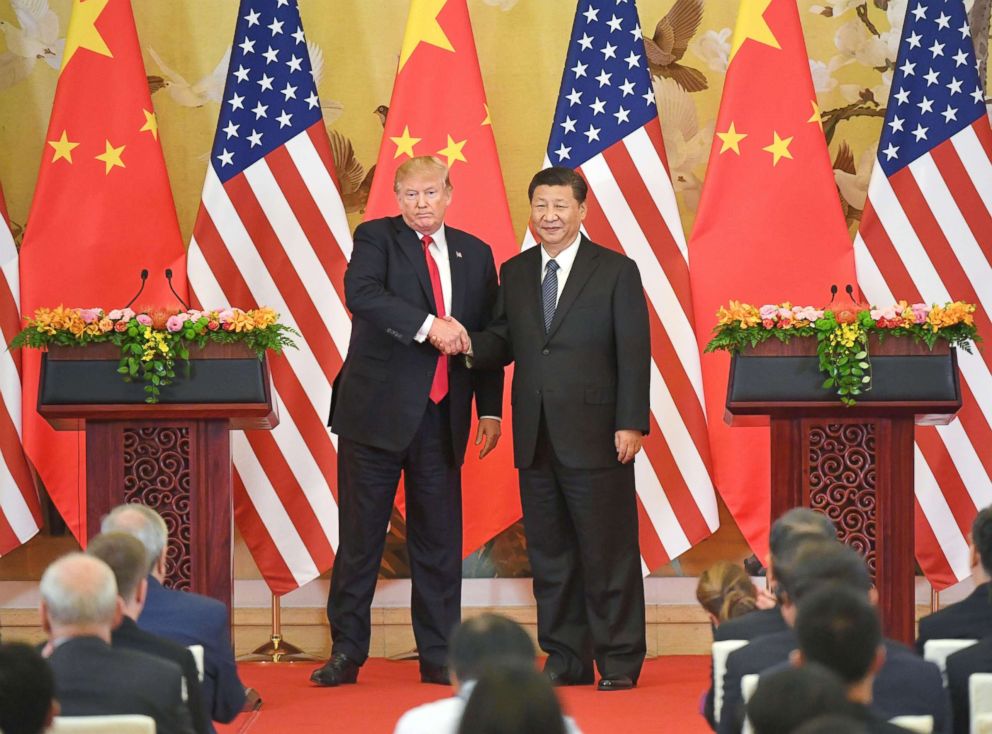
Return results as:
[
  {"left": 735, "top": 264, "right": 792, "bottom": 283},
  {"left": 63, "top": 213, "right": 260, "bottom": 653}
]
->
[{"left": 240, "top": 594, "right": 320, "bottom": 663}]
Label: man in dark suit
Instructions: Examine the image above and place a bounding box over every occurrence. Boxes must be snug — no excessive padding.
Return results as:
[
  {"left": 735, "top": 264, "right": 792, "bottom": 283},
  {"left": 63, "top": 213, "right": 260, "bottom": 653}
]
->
[
  {"left": 946, "top": 635, "right": 992, "bottom": 734},
  {"left": 464, "top": 166, "right": 650, "bottom": 691},
  {"left": 39, "top": 553, "right": 194, "bottom": 734},
  {"left": 917, "top": 505, "right": 992, "bottom": 653},
  {"left": 101, "top": 504, "right": 248, "bottom": 730},
  {"left": 313, "top": 156, "right": 504, "bottom": 687},
  {"left": 0, "top": 642, "right": 57, "bottom": 734},
  {"left": 87, "top": 531, "right": 208, "bottom": 734}
]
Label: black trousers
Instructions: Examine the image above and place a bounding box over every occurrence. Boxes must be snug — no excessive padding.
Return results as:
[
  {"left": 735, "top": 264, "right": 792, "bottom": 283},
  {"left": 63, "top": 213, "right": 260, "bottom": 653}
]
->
[
  {"left": 519, "top": 418, "right": 646, "bottom": 682},
  {"left": 327, "top": 400, "right": 461, "bottom": 667}
]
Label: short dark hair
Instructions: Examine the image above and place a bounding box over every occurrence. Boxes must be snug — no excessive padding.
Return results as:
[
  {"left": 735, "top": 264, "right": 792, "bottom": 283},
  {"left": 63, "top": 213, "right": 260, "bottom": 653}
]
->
[
  {"left": 747, "top": 663, "right": 851, "bottom": 734},
  {"left": 448, "top": 613, "right": 535, "bottom": 682},
  {"left": 973, "top": 504, "right": 992, "bottom": 575},
  {"left": 796, "top": 585, "right": 881, "bottom": 684},
  {"left": 86, "top": 531, "right": 148, "bottom": 601},
  {"left": 527, "top": 166, "right": 588, "bottom": 204},
  {"left": 0, "top": 642, "right": 54, "bottom": 734},
  {"left": 457, "top": 666, "right": 566, "bottom": 734},
  {"left": 780, "top": 541, "right": 872, "bottom": 607},
  {"left": 770, "top": 534, "right": 838, "bottom": 605},
  {"left": 769, "top": 508, "right": 836, "bottom": 559},
  {"left": 792, "top": 715, "right": 869, "bottom": 734}
]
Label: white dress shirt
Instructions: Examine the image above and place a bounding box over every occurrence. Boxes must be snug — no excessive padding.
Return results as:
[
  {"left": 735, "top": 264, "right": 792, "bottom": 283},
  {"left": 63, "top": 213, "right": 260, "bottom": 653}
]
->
[
  {"left": 413, "top": 225, "right": 453, "bottom": 342},
  {"left": 540, "top": 233, "right": 582, "bottom": 308}
]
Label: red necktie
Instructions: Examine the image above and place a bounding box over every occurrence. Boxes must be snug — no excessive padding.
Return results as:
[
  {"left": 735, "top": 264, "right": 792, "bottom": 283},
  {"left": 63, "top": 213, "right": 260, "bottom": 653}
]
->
[{"left": 422, "top": 235, "right": 448, "bottom": 403}]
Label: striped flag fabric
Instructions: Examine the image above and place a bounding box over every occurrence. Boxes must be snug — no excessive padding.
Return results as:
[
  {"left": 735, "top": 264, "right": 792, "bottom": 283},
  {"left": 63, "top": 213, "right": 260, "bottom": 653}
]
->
[
  {"left": 854, "top": 0, "right": 992, "bottom": 589},
  {"left": 187, "top": 0, "right": 351, "bottom": 594},
  {"left": 0, "top": 185, "right": 42, "bottom": 556},
  {"left": 526, "top": 0, "right": 719, "bottom": 570}
]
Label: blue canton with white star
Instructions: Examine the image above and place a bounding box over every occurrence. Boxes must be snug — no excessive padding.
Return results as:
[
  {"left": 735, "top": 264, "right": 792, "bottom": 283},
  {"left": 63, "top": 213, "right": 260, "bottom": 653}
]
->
[
  {"left": 546, "top": 0, "right": 657, "bottom": 167},
  {"left": 210, "top": 0, "right": 322, "bottom": 182},
  {"left": 877, "top": 0, "right": 986, "bottom": 176}
]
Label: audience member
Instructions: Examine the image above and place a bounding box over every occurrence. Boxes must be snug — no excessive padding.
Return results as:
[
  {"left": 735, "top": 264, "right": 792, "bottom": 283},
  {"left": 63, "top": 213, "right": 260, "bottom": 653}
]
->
[
  {"left": 795, "top": 586, "right": 906, "bottom": 733},
  {"left": 917, "top": 505, "right": 992, "bottom": 653},
  {"left": 87, "top": 531, "right": 208, "bottom": 734},
  {"left": 394, "top": 614, "right": 581, "bottom": 734},
  {"left": 945, "top": 635, "right": 992, "bottom": 734},
  {"left": 746, "top": 663, "right": 851, "bottom": 734},
  {"left": 101, "top": 503, "right": 248, "bottom": 730},
  {"left": 39, "top": 552, "right": 194, "bottom": 734},
  {"left": 793, "top": 715, "right": 870, "bottom": 734},
  {"left": 697, "top": 561, "right": 758, "bottom": 627},
  {"left": 0, "top": 642, "right": 57, "bottom": 734},
  {"left": 456, "top": 666, "right": 566, "bottom": 734},
  {"left": 719, "top": 541, "right": 948, "bottom": 734}
]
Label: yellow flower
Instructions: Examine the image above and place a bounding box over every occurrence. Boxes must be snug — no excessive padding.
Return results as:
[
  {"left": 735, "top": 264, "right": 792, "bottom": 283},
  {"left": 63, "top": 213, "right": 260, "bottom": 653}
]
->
[
  {"left": 229, "top": 310, "right": 255, "bottom": 332},
  {"left": 716, "top": 300, "right": 760, "bottom": 328},
  {"left": 251, "top": 307, "right": 278, "bottom": 329}
]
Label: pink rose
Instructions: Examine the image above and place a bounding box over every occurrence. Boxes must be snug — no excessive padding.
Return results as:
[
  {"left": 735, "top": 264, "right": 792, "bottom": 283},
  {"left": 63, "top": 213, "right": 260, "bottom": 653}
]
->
[
  {"left": 759, "top": 304, "right": 778, "bottom": 320},
  {"left": 136, "top": 314, "right": 153, "bottom": 326},
  {"left": 222, "top": 322, "right": 234, "bottom": 331},
  {"left": 108, "top": 309, "right": 124, "bottom": 321},
  {"left": 207, "top": 320, "right": 220, "bottom": 331},
  {"left": 186, "top": 310, "right": 204, "bottom": 321},
  {"left": 217, "top": 309, "right": 235, "bottom": 324},
  {"left": 114, "top": 321, "right": 128, "bottom": 332},
  {"left": 911, "top": 303, "right": 929, "bottom": 324},
  {"left": 762, "top": 318, "right": 775, "bottom": 329},
  {"left": 166, "top": 315, "right": 185, "bottom": 332},
  {"left": 79, "top": 308, "right": 102, "bottom": 324}
]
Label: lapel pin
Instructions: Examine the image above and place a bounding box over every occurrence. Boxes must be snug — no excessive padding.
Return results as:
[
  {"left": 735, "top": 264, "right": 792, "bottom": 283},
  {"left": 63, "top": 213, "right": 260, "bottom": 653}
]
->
[{"left": 455, "top": 251, "right": 463, "bottom": 258}]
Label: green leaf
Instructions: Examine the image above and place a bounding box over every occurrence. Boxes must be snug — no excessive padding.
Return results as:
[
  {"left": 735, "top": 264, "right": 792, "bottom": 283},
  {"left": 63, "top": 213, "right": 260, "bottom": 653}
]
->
[
  {"left": 855, "top": 351, "right": 867, "bottom": 359},
  {"left": 862, "top": 376, "right": 871, "bottom": 383},
  {"left": 822, "top": 378, "right": 835, "bottom": 389}
]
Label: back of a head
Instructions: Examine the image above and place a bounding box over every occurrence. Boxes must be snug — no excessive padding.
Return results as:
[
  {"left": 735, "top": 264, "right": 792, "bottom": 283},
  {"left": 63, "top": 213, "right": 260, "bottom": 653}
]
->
[
  {"left": 86, "top": 532, "right": 148, "bottom": 602},
  {"left": 768, "top": 508, "right": 836, "bottom": 560},
  {"left": 100, "top": 503, "right": 168, "bottom": 575},
  {"left": 449, "top": 613, "right": 536, "bottom": 683},
  {"left": 973, "top": 504, "right": 992, "bottom": 576},
  {"left": 456, "top": 666, "right": 566, "bottom": 734},
  {"left": 783, "top": 541, "right": 872, "bottom": 607},
  {"left": 746, "top": 663, "right": 851, "bottom": 734},
  {"left": 696, "top": 561, "right": 758, "bottom": 623},
  {"left": 0, "top": 642, "right": 54, "bottom": 734},
  {"left": 770, "top": 534, "right": 840, "bottom": 605},
  {"left": 796, "top": 585, "right": 881, "bottom": 685},
  {"left": 39, "top": 552, "right": 118, "bottom": 628},
  {"left": 792, "top": 715, "right": 870, "bottom": 734}
]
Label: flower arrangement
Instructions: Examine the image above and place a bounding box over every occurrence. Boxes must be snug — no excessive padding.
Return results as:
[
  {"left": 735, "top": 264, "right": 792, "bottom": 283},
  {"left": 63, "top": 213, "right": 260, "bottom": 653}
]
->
[
  {"left": 706, "top": 300, "right": 979, "bottom": 406},
  {"left": 12, "top": 305, "right": 298, "bottom": 403}
]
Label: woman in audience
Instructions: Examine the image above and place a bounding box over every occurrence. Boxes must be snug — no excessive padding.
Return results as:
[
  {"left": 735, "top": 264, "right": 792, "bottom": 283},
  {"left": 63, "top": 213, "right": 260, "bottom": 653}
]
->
[
  {"left": 697, "top": 560, "right": 760, "bottom": 627},
  {"left": 457, "top": 666, "right": 566, "bottom": 734}
]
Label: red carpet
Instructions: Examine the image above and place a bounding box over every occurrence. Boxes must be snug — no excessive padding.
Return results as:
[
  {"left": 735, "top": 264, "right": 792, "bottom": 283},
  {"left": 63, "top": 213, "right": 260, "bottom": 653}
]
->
[{"left": 216, "top": 656, "right": 712, "bottom": 733}]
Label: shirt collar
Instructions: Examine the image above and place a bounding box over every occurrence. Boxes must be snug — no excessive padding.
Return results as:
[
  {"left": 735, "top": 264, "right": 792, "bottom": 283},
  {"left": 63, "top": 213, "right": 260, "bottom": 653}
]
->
[
  {"left": 410, "top": 223, "right": 448, "bottom": 254},
  {"left": 541, "top": 233, "right": 581, "bottom": 272}
]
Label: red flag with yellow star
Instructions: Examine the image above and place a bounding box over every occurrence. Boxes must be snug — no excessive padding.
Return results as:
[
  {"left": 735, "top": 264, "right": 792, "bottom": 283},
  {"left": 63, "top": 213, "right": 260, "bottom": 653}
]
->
[
  {"left": 687, "top": 0, "right": 856, "bottom": 559},
  {"left": 364, "top": 0, "right": 520, "bottom": 555},
  {"left": 19, "top": 0, "right": 187, "bottom": 543}
]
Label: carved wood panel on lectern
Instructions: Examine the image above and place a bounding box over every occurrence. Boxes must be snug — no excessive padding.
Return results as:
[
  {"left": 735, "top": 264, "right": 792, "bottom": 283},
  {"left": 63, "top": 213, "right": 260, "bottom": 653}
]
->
[
  {"left": 122, "top": 426, "right": 192, "bottom": 590},
  {"left": 807, "top": 422, "right": 877, "bottom": 579}
]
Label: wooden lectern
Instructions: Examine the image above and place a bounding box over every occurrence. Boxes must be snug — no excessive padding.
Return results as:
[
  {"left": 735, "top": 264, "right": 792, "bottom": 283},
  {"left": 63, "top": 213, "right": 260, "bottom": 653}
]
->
[
  {"left": 38, "top": 343, "right": 278, "bottom": 612},
  {"left": 726, "top": 336, "right": 961, "bottom": 643}
]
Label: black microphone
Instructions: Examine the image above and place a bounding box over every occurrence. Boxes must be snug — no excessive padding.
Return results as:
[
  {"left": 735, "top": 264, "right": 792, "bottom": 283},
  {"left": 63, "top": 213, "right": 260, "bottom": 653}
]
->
[
  {"left": 845, "top": 284, "right": 855, "bottom": 298},
  {"left": 827, "top": 284, "right": 838, "bottom": 304},
  {"left": 124, "top": 269, "right": 149, "bottom": 309},
  {"left": 165, "top": 269, "right": 190, "bottom": 310}
]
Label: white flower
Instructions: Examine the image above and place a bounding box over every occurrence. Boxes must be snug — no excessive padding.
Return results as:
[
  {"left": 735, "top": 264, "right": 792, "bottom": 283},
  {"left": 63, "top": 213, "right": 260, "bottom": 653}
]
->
[
  {"left": 690, "top": 28, "right": 731, "bottom": 73},
  {"left": 809, "top": 55, "right": 851, "bottom": 93},
  {"left": 879, "top": 0, "right": 908, "bottom": 62},
  {"left": 834, "top": 18, "right": 889, "bottom": 68}
]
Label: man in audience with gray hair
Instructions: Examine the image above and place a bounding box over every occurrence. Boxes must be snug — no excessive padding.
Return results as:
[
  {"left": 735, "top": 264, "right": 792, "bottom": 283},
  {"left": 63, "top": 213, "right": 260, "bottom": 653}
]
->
[
  {"left": 39, "top": 552, "right": 194, "bottom": 734},
  {"left": 101, "top": 503, "right": 248, "bottom": 732}
]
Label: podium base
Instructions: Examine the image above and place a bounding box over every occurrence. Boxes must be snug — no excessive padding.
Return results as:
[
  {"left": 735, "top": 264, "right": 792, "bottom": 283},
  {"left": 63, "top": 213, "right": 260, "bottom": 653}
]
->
[{"left": 240, "top": 634, "right": 321, "bottom": 663}]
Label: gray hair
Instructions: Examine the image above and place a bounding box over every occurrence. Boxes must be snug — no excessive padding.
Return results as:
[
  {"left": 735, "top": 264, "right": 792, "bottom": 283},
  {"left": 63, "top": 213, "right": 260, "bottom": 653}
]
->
[
  {"left": 40, "top": 553, "right": 118, "bottom": 626},
  {"left": 101, "top": 504, "right": 168, "bottom": 574}
]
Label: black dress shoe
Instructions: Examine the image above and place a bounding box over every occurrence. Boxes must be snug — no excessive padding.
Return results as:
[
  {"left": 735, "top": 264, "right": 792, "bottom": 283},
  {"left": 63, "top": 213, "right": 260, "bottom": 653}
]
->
[
  {"left": 310, "top": 652, "right": 360, "bottom": 686},
  {"left": 597, "top": 675, "right": 635, "bottom": 691},
  {"left": 420, "top": 662, "right": 451, "bottom": 685}
]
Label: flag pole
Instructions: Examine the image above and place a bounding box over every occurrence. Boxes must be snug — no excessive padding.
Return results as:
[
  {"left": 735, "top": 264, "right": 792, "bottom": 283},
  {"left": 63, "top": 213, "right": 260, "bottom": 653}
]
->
[{"left": 241, "top": 594, "right": 319, "bottom": 663}]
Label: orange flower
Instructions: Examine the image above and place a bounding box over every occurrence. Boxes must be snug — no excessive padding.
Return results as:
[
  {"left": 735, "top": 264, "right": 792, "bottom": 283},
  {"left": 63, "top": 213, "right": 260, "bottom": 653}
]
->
[
  {"left": 98, "top": 317, "right": 114, "bottom": 333},
  {"left": 251, "top": 307, "right": 278, "bottom": 329},
  {"left": 229, "top": 310, "right": 255, "bottom": 332}
]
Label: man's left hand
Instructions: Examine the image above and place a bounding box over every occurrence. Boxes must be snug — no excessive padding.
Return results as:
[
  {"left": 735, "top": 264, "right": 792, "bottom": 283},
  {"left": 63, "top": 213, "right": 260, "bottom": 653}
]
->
[
  {"left": 614, "top": 429, "right": 643, "bottom": 464},
  {"left": 476, "top": 418, "right": 501, "bottom": 459}
]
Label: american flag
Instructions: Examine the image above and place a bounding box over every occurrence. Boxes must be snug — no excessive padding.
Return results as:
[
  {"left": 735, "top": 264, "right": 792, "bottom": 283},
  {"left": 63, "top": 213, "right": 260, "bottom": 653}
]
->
[
  {"left": 187, "top": 0, "right": 351, "bottom": 594},
  {"left": 0, "top": 186, "right": 42, "bottom": 556},
  {"left": 854, "top": 0, "right": 992, "bottom": 588},
  {"left": 526, "top": 0, "right": 719, "bottom": 570}
]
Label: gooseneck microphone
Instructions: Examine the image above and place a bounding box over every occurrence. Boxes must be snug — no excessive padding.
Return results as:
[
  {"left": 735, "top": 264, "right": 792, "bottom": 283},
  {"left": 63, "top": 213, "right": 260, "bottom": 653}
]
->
[
  {"left": 827, "top": 284, "right": 838, "bottom": 304},
  {"left": 845, "top": 284, "right": 856, "bottom": 298},
  {"left": 165, "top": 269, "right": 190, "bottom": 310},
  {"left": 124, "top": 269, "right": 149, "bottom": 309}
]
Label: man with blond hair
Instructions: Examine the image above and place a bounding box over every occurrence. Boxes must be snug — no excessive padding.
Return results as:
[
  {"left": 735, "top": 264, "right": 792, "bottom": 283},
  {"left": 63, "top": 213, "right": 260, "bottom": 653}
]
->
[{"left": 313, "top": 156, "right": 504, "bottom": 687}]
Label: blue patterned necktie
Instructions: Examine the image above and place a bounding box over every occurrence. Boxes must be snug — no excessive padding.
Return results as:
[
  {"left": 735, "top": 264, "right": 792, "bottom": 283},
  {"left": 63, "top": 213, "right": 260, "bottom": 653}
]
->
[{"left": 542, "top": 259, "right": 560, "bottom": 333}]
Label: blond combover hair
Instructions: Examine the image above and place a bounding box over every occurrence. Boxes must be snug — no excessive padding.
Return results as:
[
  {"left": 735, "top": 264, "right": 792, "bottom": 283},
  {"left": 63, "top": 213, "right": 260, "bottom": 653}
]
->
[{"left": 393, "top": 156, "right": 451, "bottom": 192}]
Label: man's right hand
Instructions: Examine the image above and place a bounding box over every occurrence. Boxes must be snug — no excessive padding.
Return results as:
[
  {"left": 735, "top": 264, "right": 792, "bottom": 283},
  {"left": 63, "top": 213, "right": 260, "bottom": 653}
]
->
[{"left": 428, "top": 315, "right": 469, "bottom": 355}]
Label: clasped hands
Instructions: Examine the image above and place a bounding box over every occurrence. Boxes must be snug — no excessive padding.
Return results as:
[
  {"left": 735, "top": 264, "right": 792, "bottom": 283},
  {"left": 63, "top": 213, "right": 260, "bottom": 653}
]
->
[{"left": 428, "top": 315, "right": 471, "bottom": 356}]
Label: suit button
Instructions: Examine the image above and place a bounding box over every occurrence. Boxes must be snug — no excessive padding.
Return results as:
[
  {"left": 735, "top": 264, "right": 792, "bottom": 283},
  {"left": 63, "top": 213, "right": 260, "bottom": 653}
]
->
[{"left": 542, "top": 348, "right": 550, "bottom": 355}]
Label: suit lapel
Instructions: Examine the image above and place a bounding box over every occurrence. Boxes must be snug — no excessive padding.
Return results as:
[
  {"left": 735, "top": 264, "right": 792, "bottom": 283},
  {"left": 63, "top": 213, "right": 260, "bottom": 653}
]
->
[
  {"left": 393, "top": 217, "right": 437, "bottom": 310},
  {"left": 545, "top": 237, "right": 599, "bottom": 343},
  {"left": 447, "top": 226, "right": 466, "bottom": 319},
  {"left": 521, "top": 246, "right": 544, "bottom": 333}
]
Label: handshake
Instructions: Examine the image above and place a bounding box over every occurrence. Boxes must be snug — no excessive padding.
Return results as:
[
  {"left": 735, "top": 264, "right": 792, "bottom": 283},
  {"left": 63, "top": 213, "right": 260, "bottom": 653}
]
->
[{"left": 428, "top": 315, "right": 472, "bottom": 356}]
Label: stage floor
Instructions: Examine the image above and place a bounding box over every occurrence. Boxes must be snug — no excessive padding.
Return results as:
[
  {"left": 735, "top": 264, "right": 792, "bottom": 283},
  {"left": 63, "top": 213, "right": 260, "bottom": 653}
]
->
[{"left": 217, "top": 656, "right": 712, "bottom": 733}]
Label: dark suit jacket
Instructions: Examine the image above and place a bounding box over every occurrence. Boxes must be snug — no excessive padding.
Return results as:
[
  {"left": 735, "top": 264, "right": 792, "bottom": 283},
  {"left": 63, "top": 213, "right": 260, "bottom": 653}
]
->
[
  {"left": 113, "top": 616, "right": 208, "bottom": 734},
  {"left": 470, "top": 237, "right": 650, "bottom": 469},
  {"left": 916, "top": 583, "right": 992, "bottom": 654},
  {"left": 49, "top": 636, "right": 194, "bottom": 734},
  {"left": 138, "top": 577, "right": 245, "bottom": 730},
  {"left": 330, "top": 216, "right": 502, "bottom": 462},
  {"left": 719, "top": 634, "right": 950, "bottom": 734},
  {"left": 946, "top": 635, "right": 992, "bottom": 734}
]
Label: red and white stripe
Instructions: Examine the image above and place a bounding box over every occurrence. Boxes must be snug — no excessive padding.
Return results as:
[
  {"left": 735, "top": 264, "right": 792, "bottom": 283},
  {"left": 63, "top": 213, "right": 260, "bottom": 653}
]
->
[
  {"left": 0, "top": 188, "right": 42, "bottom": 556},
  {"left": 525, "top": 120, "right": 719, "bottom": 573},
  {"left": 855, "top": 118, "right": 992, "bottom": 589},
  {"left": 188, "top": 122, "right": 351, "bottom": 594}
]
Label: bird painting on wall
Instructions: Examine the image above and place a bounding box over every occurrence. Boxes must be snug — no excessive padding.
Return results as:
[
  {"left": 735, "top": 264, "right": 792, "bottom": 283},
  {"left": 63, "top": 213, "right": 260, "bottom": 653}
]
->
[
  {"left": 146, "top": 46, "right": 231, "bottom": 107},
  {"left": 0, "top": 0, "right": 63, "bottom": 89},
  {"left": 644, "top": 0, "right": 708, "bottom": 92}
]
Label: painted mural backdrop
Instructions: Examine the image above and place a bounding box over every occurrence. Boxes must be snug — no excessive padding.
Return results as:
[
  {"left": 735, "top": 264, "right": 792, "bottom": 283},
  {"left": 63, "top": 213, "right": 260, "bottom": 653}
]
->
[{"left": 1, "top": 0, "right": 989, "bottom": 578}]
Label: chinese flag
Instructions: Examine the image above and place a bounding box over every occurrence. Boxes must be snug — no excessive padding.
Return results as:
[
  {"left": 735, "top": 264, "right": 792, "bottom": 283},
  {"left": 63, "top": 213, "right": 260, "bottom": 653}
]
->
[
  {"left": 687, "top": 0, "right": 856, "bottom": 559},
  {"left": 365, "top": 0, "right": 521, "bottom": 554},
  {"left": 19, "top": 0, "right": 187, "bottom": 543}
]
